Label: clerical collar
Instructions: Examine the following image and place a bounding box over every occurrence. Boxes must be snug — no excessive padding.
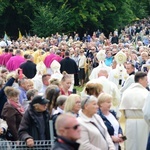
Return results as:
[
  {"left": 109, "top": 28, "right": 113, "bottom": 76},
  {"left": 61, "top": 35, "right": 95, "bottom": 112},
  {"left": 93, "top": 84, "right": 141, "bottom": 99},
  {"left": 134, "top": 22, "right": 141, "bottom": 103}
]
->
[{"left": 129, "top": 71, "right": 135, "bottom": 76}]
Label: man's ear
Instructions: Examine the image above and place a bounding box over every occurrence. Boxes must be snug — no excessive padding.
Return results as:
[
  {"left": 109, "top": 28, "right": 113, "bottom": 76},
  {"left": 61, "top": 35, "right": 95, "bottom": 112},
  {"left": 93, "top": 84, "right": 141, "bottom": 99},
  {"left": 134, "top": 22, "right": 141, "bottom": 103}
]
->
[{"left": 59, "top": 127, "right": 65, "bottom": 135}]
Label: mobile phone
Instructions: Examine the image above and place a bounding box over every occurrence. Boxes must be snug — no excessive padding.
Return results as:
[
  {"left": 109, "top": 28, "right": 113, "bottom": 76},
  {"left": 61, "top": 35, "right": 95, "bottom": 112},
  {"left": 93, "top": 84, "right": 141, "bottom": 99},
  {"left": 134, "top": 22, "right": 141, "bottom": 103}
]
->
[
  {"left": 18, "top": 69, "right": 23, "bottom": 79},
  {"left": 121, "top": 136, "right": 127, "bottom": 141},
  {"left": 72, "top": 88, "right": 77, "bottom": 94}
]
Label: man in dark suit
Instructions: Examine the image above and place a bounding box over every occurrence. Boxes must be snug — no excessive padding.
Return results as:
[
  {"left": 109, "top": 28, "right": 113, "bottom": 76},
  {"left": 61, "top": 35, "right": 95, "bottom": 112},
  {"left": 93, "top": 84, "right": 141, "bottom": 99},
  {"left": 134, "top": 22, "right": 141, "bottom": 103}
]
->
[
  {"left": 20, "top": 54, "right": 37, "bottom": 79},
  {"left": 60, "top": 51, "right": 78, "bottom": 91}
]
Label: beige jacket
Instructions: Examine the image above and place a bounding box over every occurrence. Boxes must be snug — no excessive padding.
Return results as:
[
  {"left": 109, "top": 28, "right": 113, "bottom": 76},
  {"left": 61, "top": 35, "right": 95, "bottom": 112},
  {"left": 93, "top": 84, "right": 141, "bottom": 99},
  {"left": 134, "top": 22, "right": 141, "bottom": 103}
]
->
[{"left": 77, "top": 110, "right": 115, "bottom": 150}]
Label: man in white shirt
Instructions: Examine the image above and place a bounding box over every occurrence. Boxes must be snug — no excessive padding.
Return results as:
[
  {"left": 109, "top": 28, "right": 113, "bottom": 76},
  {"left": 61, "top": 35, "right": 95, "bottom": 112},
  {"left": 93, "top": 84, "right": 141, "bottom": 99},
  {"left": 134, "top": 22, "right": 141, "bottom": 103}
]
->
[
  {"left": 120, "top": 62, "right": 135, "bottom": 95},
  {"left": 84, "top": 68, "right": 120, "bottom": 113}
]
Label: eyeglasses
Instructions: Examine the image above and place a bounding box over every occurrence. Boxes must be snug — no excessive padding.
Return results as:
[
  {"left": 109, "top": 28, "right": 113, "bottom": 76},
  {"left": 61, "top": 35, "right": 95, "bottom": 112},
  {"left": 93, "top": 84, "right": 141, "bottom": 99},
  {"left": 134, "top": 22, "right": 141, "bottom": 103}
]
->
[
  {"left": 64, "top": 124, "right": 80, "bottom": 130},
  {"left": 76, "top": 101, "right": 81, "bottom": 104}
]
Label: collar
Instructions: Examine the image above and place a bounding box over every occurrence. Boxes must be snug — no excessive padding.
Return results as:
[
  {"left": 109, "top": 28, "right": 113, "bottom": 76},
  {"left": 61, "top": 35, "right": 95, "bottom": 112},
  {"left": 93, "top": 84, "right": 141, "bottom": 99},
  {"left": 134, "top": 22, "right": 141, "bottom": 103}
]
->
[
  {"left": 19, "top": 87, "right": 26, "bottom": 92},
  {"left": 129, "top": 71, "right": 135, "bottom": 76},
  {"left": 57, "top": 136, "right": 80, "bottom": 149},
  {"left": 78, "top": 110, "right": 95, "bottom": 123},
  {"left": 56, "top": 107, "right": 64, "bottom": 114}
]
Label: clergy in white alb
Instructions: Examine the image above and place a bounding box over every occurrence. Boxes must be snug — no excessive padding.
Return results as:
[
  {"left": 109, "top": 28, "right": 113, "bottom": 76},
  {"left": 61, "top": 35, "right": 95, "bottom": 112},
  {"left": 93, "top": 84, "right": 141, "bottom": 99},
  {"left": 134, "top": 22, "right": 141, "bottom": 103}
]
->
[{"left": 119, "top": 71, "right": 149, "bottom": 150}]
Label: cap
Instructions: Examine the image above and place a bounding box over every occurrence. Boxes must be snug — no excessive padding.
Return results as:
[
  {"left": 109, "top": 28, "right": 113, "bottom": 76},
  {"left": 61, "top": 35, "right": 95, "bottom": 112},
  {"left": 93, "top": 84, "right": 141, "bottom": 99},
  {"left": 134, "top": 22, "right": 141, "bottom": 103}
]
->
[{"left": 31, "top": 95, "right": 49, "bottom": 105}]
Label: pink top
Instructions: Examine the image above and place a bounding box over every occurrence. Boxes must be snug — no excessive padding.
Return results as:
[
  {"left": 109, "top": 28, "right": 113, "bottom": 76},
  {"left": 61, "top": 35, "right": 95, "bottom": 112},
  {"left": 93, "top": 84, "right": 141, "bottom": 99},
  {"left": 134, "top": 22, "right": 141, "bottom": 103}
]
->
[
  {"left": 44, "top": 53, "right": 56, "bottom": 67},
  {"left": 6, "top": 55, "right": 25, "bottom": 71},
  {"left": 60, "top": 88, "right": 71, "bottom": 96},
  {"left": 0, "top": 53, "right": 6, "bottom": 65},
  {"left": 51, "top": 55, "right": 62, "bottom": 63},
  {"left": 44, "top": 54, "right": 62, "bottom": 68},
  {"left": 2, "top": 53, "right": 12, "bottom": 66}
]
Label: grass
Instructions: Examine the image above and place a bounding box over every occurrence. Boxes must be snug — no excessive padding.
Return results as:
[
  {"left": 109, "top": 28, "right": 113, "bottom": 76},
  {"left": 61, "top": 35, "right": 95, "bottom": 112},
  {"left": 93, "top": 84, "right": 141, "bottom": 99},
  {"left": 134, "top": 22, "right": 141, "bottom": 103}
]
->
[{"left": 75, "top": 86, "right": 83, "bottom": 92}]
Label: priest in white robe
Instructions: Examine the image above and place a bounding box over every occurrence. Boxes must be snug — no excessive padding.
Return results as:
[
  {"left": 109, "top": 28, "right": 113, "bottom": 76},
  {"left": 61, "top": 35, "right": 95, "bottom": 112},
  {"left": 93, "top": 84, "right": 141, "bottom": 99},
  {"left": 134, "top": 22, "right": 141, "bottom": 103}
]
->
[
  {"left": 119, "top": 71, "right": 149, "bottom": 150},
  {"left": 89, "top": 50, "right": 111, "bottom": 80}
]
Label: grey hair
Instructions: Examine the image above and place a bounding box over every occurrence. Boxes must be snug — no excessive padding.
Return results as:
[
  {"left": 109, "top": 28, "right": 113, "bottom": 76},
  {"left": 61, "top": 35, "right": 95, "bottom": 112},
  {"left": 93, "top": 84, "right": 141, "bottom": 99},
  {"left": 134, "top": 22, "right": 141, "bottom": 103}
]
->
[
  {"left": 81, "top": 95, "right": 97, "bottom": 109},
  {"left": 56, "top": 95, "right": 68, "bottom": 106}
]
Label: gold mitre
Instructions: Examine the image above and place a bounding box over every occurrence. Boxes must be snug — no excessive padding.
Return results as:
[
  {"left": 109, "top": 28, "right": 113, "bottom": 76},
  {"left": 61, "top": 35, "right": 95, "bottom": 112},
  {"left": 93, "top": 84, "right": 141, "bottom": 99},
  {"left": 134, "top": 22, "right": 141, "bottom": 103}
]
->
[
  {"left": 96, "top": 50, "right": 106, "bottom": 62},
  {"left": 115, "top": 51, "right": 127, "bottom": 64}
]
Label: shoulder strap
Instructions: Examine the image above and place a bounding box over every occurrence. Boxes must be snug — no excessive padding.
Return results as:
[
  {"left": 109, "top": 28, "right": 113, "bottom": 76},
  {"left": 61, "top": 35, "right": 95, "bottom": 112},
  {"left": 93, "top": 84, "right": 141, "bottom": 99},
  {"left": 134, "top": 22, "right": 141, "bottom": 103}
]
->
[{"left": 90, "top": 117, "right": 109, "bottom": 150}]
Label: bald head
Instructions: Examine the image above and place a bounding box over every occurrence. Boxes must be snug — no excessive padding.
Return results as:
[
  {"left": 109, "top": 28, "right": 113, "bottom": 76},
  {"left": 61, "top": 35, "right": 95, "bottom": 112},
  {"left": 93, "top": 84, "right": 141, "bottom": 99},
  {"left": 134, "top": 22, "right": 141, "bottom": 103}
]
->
[
  {"left": 98, "top": 69, "right": 108, "bottom": 78},
  {"left": 55, "top": 113, "right": 81, "bottom": 141},
  {"left": 55, "top": 113, "right": 76, "bottom": 135}
]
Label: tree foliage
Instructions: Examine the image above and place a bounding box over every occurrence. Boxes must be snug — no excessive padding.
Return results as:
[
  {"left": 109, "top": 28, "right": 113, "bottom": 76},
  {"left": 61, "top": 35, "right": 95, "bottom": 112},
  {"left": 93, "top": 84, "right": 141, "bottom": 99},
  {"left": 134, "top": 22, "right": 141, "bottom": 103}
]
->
[
  {"left": 31, "top": 4, "right": 71, "bottom": 37},
  {"left": 0, "top": 0, "right": 149, "bottom": 38}
]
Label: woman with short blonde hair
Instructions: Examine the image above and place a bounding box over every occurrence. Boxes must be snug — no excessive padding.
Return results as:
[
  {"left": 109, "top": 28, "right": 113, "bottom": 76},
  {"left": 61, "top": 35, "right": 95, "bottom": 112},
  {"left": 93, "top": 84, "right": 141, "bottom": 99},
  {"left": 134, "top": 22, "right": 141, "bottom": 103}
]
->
[
  {"left": 97, "top": 93, "right": 124, "bottom": 150},
  {"left": 97, "top": 92, "right": 112, "bottom": 106},
  {"left": 64, "top": 94, "right": 81, "bottom": 117}
]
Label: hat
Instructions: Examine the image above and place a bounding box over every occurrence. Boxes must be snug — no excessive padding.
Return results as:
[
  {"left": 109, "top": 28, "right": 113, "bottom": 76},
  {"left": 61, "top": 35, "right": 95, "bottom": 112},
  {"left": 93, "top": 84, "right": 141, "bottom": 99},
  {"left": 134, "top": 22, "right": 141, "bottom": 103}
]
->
[
  {"left": 50, "top": 60, "right": 61, "bottom": 73},
  {"left": 96, "top": 50, "right": 106, "bottom": 62},
  {"left": 36, "top": 61, "right": 46, "bottom": 75},
  {"left": 115, "top": 51, "right": 127, "bottom": 64},
  {"left": 31, "top": 95, "right": 49, "bottom": 105}
]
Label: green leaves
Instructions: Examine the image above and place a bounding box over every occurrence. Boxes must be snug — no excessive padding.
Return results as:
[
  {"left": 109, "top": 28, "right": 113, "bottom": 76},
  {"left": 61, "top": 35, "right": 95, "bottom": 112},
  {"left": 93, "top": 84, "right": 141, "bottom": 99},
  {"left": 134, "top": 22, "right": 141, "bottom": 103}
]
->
[
  {"left": 31, "top": 4, "right": 71, "bottom": 37},
  {"left": 0, "top": 0, "right": 150, "bottom": 37}
]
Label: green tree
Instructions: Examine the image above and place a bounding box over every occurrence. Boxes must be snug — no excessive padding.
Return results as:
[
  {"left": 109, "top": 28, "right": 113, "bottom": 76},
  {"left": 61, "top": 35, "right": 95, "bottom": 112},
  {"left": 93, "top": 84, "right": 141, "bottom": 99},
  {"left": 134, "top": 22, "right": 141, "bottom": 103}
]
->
[
  {"left": 0, "top": 0, "right": 37, "bottom": 38},
  {"left": 31, "top": 4, "right": 71, "bottom": 36},
  {"left": 0, "top": 0, "right": 149, "bottom": 38}
]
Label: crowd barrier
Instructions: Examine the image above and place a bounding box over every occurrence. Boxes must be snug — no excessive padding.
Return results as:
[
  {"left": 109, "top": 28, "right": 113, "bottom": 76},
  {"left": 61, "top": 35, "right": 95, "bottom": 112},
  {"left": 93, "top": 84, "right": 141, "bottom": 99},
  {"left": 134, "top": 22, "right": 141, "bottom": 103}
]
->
[
  {"left": 0, "top": 140, "right": 53, "bottom": 150},
  {"left": 0, "top": 120, "right": 55, "bottom": 150}
]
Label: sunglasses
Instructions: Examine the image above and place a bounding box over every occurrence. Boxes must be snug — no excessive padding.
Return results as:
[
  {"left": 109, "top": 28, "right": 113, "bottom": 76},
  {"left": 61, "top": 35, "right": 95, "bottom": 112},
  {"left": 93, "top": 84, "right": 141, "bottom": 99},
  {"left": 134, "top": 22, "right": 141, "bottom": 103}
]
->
[{"left": 64, "top": 124, "right": 80, "bottom": 130}]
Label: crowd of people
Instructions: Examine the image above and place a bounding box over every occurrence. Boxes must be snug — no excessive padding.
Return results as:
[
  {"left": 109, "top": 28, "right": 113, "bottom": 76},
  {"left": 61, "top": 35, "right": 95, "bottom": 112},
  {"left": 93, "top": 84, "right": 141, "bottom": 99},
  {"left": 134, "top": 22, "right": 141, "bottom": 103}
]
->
[{"left": 0, "top": 17, "right": 150, "bottom": 150}]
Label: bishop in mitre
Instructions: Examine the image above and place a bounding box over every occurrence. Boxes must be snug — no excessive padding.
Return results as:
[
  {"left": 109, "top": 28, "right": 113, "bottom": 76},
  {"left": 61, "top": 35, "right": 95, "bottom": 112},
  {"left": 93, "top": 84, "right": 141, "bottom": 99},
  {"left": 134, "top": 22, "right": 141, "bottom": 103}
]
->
[
  {"left": 89, "top": 50, "right": 111, "bottom": 80},
  {"left": 108, "top": 51, "right": 128, "bottom": 88}
]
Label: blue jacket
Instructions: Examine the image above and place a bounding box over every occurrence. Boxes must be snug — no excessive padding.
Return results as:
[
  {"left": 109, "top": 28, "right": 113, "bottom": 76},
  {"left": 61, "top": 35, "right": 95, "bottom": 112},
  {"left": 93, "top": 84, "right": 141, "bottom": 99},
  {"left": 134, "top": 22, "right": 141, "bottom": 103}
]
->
[{"left": 97, "top": 109, "right": 123, "bottom": 136}]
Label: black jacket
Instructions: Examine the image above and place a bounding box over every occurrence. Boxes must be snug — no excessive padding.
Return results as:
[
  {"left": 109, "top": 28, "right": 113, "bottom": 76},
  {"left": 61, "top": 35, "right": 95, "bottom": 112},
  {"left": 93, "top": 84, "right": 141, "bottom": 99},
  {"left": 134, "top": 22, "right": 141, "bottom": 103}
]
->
[
  {"left": 52, "top": 136, "right": 80, "bottom": 150},
  {"left": 97, "top": 109, "right": 123, "bottom": 136},
  {"left": 51, "top": 112, "right": 61, "bottom": 137},
  {"left": 0, "top": 77, "right": 15, "bottom": 117},
  {"left": 18, "top": 104, "right": 50, "bottom": 141},
  {"left": 20, "top": 60, "right": 37, "bottom": 78},
  {"left": 60, "top": 57, "right": 78, "bottom": 74}
]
